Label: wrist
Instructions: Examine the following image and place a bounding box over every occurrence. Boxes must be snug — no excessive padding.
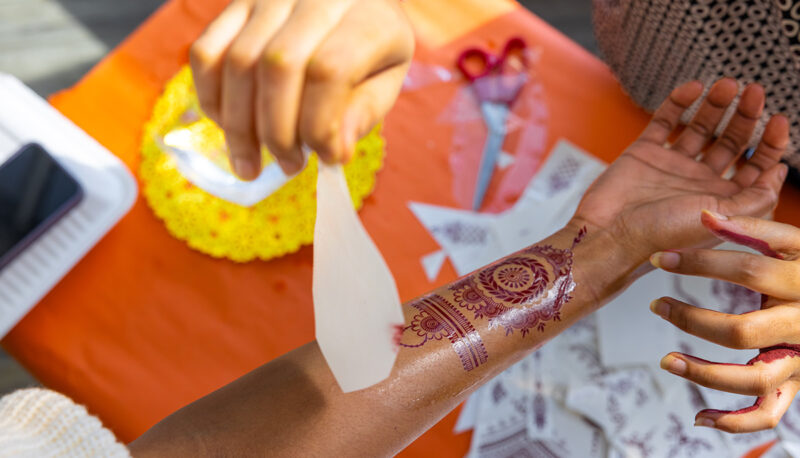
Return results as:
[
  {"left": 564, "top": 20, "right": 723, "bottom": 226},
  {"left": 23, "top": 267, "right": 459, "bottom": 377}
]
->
[{"left": 562, "top": 217, "right": 644, "bottom": 310}]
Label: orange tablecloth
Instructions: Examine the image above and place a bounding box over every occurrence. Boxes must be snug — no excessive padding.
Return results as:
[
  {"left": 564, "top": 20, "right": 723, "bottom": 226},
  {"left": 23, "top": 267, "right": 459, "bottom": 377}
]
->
[{"left": 4, "top": 0, "right": 799, "bottom": 456}]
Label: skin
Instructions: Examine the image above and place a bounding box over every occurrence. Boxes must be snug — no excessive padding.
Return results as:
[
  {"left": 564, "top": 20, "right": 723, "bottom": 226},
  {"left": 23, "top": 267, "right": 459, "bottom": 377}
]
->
[
  {"left": 189, "top": 0, "right": 414, "bottom": 179},
  {"left": 651, "top": 212, "right": 800, "bottom": 433},
  {"left": 128, "top": 80, "right": 789, "bottom": 456}
]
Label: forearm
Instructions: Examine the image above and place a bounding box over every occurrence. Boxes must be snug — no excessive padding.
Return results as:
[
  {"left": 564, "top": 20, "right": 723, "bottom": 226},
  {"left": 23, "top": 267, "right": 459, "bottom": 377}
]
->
[{"left": 130, "top": 222, "right": 639, "bottom": 457}]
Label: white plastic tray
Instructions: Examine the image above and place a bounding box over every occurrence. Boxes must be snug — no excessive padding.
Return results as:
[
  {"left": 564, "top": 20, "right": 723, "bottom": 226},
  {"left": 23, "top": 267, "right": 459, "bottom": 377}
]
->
[{"left": 0, "top": 74, "right": 137, "bottom": 337}]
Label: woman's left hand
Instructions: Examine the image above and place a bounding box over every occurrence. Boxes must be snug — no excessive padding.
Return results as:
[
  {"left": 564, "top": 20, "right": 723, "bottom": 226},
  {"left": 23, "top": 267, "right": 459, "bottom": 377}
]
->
[{"left": 650, "top": 211, "right": 800, "bottom": 433}]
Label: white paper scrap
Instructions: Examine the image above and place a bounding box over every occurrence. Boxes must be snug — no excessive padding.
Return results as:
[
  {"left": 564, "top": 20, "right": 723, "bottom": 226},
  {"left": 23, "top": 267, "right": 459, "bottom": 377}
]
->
[
  {"left": 313, "top": 163, "right": 405, "bottom": 393},
  {"left": 420, "top": 249, "right": 447, "bottom": 282},
  {"left": 496, "top": 150, "right": 515, "bottom": 169}
]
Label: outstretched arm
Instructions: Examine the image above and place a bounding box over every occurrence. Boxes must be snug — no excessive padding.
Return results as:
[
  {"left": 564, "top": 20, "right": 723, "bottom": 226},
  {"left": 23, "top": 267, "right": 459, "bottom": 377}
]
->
[
  {"left": 130, "top": 223, "right": 633, "bottom": 457},
  {"left": 129, "top": 79, "right": 789, "bottom": 456}
]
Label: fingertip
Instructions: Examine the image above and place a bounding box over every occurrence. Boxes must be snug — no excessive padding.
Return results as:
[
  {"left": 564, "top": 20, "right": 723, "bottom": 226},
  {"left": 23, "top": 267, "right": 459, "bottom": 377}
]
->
[
  {"left": 340, "top": 108, "right": 366, "bottom": 164},
  {"left": 738, "top": 83, "right": 765, "bottom": 114},
  {"left": 682, "top": 80, "right": 704, "bottom": 94},
  {"left": 274, "top": 147, "right": 305, "bottom": 176},
  {"left": 743, "top": 81, "right": 765, "bottom": 99},
  {"left": 701, "top": 209, "right": 729, "bottom": 223},
  {"left": 700, "top": 209, "right": 729, "bottom": 231},
  {"left": 231, "top": 156, "right": 260, "bottom": 181},
  {"left": 770, "top": 113, "right": 790, "bottom": 129},
  {"left": 649, "top": 298, "right": 670, "bottom": 319},
  {"left": 673, "top": 80, "right": 704, "bottom": 105},
  {"left": 694, "top": 416, "right": 716, "bottom": 428},
  {"left": 651, "top": 251, "right": 681, "bottom": 270},
  {"left": 315, "top": 146, "right": 341, "bottom": 167},
  {"left": 712, "top": 77, "right": 739, "bottom": 96},
  {"left": 661, "top": 353, "right": 688, "bottom": 375}
]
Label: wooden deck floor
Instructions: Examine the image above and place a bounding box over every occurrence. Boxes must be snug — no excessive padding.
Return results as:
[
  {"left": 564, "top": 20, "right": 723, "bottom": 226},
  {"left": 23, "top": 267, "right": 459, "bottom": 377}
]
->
[{"left": 0, "top": 0, "right": 596, "bottom": 395}]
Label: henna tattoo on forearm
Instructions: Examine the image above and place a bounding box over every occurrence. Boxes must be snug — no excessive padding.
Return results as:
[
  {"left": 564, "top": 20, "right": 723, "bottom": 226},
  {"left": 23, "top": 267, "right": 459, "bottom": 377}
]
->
[{"left": 399, "top": 227, "right": 587, "bottom": 371}]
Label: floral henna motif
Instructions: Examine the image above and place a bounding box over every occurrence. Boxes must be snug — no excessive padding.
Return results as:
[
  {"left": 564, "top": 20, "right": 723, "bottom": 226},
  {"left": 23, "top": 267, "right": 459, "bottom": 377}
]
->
[
  {"left": 399, "top": 294, "right": 488, "bottom": 371},
  {"left": 400, "top": 227, "right": 586, "bottom": 371},
  {"left": 447, "top": 229, "right": 584, "bottom": 336}
]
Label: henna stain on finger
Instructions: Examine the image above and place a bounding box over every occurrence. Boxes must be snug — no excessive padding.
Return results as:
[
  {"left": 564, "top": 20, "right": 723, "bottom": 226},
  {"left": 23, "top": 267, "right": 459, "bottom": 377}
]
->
[
  {"left": 701, "top": 212, "right": 784, "bottom": 259},
  {"left": 699, "top": 396, "right": 764, "bottom": 417},
  {"left": 693, "top": 348, "right": 800, "bottom": 418},
  {"left": 709, "top": 228, "right": 783, "bottom": 259}
]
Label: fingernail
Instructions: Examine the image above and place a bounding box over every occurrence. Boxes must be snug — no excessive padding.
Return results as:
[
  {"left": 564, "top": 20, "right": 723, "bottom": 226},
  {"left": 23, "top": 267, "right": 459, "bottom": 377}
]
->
[
  {"left": 651, "top": 251, "right": 680, "bottom": 270},
  {"left": 650, "top": 299, "right": 670, "bottom": 319},
  {"left": 662, "top": 355, "right": 687, "bottom": 375},
  {"left": 341, "top": 113, "right": 359, "bottom": 160},
  {"left": 701, "top": 209, "right": 728, "bottom": 221},
  {"left": 694, "top": 417, "right": 715, "bottom": 428},
  {"left": 233, "top": 158, "right": 257, "bottom": 180},
  {"left": 277, "top": 157, "right": 302, "bottom": 175},
  {"left": 780, "top": 164, "right": 789, "bottom": 183}
]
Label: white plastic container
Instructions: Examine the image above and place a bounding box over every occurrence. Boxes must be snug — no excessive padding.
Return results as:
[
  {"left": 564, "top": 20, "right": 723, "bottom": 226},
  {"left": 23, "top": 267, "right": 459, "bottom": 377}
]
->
[{"left": 0, "top": 74, "right": 137, "bottom": 337}]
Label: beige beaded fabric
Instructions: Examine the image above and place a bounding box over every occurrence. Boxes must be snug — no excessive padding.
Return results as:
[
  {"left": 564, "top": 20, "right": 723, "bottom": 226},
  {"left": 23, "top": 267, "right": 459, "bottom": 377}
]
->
[{"left": 593, "top": 0, "right": 800, "bottom": 176}]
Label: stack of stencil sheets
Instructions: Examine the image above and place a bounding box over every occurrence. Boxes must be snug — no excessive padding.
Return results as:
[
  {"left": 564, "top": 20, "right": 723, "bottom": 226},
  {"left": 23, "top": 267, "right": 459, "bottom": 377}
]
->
[{"left": 408, "top": 141, "right": 799, "bottom": 457}]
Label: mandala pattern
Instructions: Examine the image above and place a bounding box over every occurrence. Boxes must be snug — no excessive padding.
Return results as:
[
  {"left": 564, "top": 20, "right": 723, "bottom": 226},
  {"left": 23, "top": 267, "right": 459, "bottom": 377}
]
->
[
  {"left": 448, "top": 238, "right": 581, "bottom": 336},
  {"left": 496, "top": 266, "right": 532, "bottom": 289},
  {"left": 478, "top": 257, "right": 550, "bottom": 304}
]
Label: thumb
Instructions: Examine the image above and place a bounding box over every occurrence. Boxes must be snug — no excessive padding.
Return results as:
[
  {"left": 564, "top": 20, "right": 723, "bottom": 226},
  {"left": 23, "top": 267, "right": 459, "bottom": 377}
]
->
[
  {"left": 720, "top": 162, "right": 788, "bottom": 218},
  {"left": 337, "top": 63, "right": 409, "bottom": 163}
]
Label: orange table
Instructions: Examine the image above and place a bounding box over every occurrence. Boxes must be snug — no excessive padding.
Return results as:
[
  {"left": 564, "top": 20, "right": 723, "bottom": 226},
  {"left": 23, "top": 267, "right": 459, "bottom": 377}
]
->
[{"left": 3, "top": 0, "right": 798, "bottom": 456}]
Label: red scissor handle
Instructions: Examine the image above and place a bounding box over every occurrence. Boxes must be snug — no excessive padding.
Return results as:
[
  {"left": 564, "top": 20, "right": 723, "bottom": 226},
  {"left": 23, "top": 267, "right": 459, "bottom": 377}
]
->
[
  {"left": 456, "top": 48, "right": 496, "bottom": 82},
  {"left": 456, "top": 36, "right": 528, "bottom": 82},
  {"left": 496, "top": 37, "right": 528, "bottom": 73}
]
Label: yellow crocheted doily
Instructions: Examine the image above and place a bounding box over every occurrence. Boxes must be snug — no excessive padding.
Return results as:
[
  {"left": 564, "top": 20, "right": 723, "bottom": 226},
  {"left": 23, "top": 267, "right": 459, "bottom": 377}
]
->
[{"left": 140, "top": 66, "right": 385, "bottom": 262}]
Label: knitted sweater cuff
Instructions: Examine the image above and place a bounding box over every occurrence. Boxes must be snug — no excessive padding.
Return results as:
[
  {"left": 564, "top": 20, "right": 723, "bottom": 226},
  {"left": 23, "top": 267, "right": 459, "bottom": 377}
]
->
[{"left": 0, "top": 388, "right": 129, "bottom": 457}]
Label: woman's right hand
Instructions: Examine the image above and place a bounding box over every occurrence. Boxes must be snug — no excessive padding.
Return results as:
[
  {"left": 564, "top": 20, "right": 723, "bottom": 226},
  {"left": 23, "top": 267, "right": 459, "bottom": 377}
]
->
[{"left": 190, "top": 0, "right": 415, "bottom": 179}]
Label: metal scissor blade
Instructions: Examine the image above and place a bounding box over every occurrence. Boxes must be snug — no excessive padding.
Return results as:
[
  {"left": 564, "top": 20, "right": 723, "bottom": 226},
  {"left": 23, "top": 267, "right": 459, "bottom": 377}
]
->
[{"left": 473, "top": 102, "right": 510, "bottom": 211}]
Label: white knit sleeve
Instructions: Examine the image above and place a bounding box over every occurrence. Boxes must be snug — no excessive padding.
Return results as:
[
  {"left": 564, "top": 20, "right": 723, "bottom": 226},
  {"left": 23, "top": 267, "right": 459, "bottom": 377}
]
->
[{"left": 0, "top": 388, "right": 130, "bottom": 457}]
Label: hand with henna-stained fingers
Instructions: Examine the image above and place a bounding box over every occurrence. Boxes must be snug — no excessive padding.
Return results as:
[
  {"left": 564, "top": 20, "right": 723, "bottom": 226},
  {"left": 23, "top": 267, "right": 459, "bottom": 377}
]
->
[{"left": 651, "top": 212, "right": 800, "bottom": 434}]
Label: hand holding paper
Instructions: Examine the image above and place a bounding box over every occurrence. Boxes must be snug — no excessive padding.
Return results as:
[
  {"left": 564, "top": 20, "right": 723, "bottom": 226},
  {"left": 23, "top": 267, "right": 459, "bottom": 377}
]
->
[{"left": 189, "top": 0, "right": 414, "bottom": 178}]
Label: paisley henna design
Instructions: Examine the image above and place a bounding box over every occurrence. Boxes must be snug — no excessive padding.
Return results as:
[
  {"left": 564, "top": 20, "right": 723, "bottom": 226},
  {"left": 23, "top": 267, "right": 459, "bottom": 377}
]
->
[{"left": 400, "top": 227, "right": 586, "bottom": 371}]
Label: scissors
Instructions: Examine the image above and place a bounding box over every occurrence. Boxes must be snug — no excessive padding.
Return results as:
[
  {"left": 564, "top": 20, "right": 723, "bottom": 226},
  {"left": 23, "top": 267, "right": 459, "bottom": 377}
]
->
[{"left": 456, "top": 37, "right": 529, "bottom": 211}]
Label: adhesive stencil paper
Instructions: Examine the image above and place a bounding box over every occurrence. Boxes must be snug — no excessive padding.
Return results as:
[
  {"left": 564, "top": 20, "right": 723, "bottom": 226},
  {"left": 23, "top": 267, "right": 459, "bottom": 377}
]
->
[{"left": 313, "top": 163, "right": 404, "bottom": 393}]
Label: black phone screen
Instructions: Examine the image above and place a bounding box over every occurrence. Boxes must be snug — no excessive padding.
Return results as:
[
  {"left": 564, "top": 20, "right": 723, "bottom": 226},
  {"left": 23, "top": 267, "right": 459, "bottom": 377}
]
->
[{"left": 0, "top": 143, "right": 83, "bottom": 267}]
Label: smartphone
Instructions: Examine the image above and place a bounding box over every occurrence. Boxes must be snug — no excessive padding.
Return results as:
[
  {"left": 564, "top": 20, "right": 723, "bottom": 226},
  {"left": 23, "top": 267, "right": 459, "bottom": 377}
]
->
[{"left": 0, "top": 143, "right": 84, "bottom": 270}]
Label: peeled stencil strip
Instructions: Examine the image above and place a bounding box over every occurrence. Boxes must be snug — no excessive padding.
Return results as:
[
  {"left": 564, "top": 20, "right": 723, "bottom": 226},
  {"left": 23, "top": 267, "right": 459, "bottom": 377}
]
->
[{"left": 313, "top": 163, "right": 404, "bottom": 393}]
